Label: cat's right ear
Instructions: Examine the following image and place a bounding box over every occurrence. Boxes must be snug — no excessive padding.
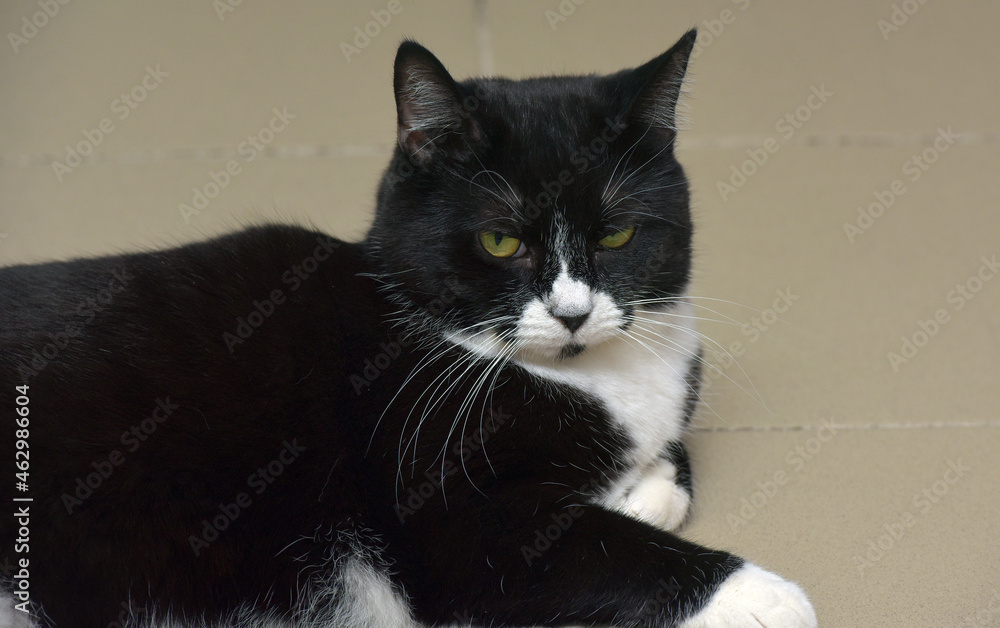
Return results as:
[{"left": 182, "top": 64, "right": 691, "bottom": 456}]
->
[
  {"left": 623, "top": 29, "right": 698, "bottom": 143},
  {"left": 393, "top": 41, "right": 481, "bottom": 164}
]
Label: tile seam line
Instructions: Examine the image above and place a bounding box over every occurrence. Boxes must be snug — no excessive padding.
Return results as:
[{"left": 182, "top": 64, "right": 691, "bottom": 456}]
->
[
  {"left": 679, "top": 130, "right": 1000, "bottom": 150},
  {"left": 691, "top": 420, "right": 1000, "bottom": 433},
  {"left": 473, "top": 0, "right": 495, "bottom": 76},
  {"left": 2, "top": 131, "right": 998, "bottom": 168}
]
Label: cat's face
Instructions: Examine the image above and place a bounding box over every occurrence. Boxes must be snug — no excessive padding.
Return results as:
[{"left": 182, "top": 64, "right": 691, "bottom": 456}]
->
[{"left": 368, "top": 32, "right": 696, "bottom": 361}]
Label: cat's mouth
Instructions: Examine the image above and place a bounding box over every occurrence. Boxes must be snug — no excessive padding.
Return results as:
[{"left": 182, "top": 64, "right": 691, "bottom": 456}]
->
[{"left": 559, "top": 343, "right": 587, "bottom": 359}]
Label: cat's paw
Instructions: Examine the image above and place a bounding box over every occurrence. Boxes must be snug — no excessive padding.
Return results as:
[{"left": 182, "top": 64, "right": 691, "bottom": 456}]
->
[
  {"left": 678, "top": 563, "right": 817, "bottom": 628},
  {"left": 620, "top": 460, "right": 691, "bottom": 531}
]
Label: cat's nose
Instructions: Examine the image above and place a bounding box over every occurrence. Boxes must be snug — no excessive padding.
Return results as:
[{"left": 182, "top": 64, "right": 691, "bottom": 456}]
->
[{"left": 555, "top": 312, "right": 589, "bottom": 333}]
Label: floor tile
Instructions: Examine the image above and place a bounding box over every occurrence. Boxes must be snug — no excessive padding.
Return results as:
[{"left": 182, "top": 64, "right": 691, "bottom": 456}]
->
[
  {"left": 683, "top": 427, "right": 1000, "bottom": 628},
  {"left": 680, "top": 145, "right": 1000, "bottom": 428},
  {"left": 0, "top": 1, "right": 480, "bottom": 155}
]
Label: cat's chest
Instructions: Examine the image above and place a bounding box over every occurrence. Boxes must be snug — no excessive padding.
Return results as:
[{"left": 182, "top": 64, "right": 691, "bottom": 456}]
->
[{"left": 514, "top": 311, "right": 700, "bottom": 466}]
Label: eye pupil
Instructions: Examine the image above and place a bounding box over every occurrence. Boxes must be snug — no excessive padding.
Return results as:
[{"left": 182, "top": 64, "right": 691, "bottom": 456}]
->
[
  {"left": 480, "top": 230, "right": 523, "bottom": 258},
  {"left": 598, "top": 224, "right": 636, "bottom": 249}
]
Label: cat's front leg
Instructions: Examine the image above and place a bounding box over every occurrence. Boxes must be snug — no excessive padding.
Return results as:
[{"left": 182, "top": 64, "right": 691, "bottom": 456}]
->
[
  {"left": 565, "top": 565, "right": 818, "bottom": 628},
  {"left": 396, "top": 496, "right": 816, "bottom": 628},
  {"left": 558, "top": 564, "right": 817, "bottom": 628}
]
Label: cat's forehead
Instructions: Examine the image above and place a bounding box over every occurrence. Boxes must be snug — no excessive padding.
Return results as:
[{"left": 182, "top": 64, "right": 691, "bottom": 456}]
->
[
  {"left": 469, "top": 77, "right": 623, "bottom": 153},
  {"left": 462, "top": 77, "right": 645, "bottom": 214}
]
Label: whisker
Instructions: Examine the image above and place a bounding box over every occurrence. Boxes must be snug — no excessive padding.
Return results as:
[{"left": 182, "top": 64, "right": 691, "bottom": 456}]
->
[
  {"left": 431, "top": 330, "right": 517, "bottom": 505},
  {"left": 369, "top": 316, "right": 518, "bottom": 458},
  {"left": 629, "top": 321, "right": 769, "bottom": 414},
  {"left": 602, "top": 123, "right": 652, "bottom": 201},
  {"left": 445, "top": 329, "right": 519, "bottom": 493},
  {"left": 619, "top": 328, "right": 729, "bottom": 426},
  {"left": 630, "top": 308, "right": 745, "bottom": 328},
  {"left": 624, "top": 297, "right": 753, "bottom": 327},
  {"left": 605, "top": 137, "right": 675, "bottom": 204},
  {"left": 604, "top": 181, "right": 688, "bottom": 215}
]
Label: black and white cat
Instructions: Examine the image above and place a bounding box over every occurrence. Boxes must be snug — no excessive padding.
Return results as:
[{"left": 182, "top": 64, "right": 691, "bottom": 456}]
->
[{"left": 0, "top": 30, "right": 816, "bottom": 628}]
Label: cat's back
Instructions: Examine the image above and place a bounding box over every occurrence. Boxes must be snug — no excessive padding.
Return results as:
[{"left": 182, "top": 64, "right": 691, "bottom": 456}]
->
[
  {"left": 0, "top": 224, "right": 372, "bottom": 374},
  {"left": 0, "top": 223, "right": 383, "bottom": 493},
  {"left": 0, "top": 225, "right": 387, "bottom": 441},
  {"left": 0, "top": 225, "right": 395, "bottom": 622}
]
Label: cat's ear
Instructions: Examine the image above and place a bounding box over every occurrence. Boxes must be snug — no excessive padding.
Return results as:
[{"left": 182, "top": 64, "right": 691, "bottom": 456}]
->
[
  {"left": 393, "top": 41, "right": 480, "bottom": 164},
  {"left": 624, "top": 29, "right": 697, "bottom": 142}
]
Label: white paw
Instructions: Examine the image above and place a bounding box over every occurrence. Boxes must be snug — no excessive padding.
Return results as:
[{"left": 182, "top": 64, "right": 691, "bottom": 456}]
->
[
  {"left": 620, "top": 460, "right": 691, "bottom": 531},
  {"left": 679, "top": 563, "right": 817, "bottom": 628}
]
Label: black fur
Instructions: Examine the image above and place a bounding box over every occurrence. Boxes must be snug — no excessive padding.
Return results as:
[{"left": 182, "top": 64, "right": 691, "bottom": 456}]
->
[{"left": 0, "top": 30, "right": 749, "bottom": 627}]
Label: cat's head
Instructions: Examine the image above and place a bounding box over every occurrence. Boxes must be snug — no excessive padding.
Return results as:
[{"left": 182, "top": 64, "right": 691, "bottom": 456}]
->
[{"left": 367, "top": 31, "right": 697, "bottom": 361}]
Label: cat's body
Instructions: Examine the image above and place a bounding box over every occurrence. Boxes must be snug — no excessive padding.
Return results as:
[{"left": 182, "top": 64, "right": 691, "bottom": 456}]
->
[{"left": 0, "top": 32, "right": 816, "bottom": 627}]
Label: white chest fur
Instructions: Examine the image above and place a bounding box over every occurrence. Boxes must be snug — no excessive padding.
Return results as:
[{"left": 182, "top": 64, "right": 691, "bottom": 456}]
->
[
  {"left": 514, "top": 302, "right": 700, "bottom": 474},
  {"left": 448, "top": 299, "right": 701, "bottom": 514}
]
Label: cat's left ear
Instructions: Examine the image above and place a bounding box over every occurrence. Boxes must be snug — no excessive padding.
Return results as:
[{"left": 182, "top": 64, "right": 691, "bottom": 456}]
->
[
  {"left": 624, "top": 29, "right": 697, "bottom": 142},
  {"left": 393, "top": 41, "right": 481, "bottom": 164}
]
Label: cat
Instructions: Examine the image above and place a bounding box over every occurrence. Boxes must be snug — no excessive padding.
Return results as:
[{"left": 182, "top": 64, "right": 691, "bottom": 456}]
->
[{"left": 0, "top": 29, "right": 817, "bottom": 628}]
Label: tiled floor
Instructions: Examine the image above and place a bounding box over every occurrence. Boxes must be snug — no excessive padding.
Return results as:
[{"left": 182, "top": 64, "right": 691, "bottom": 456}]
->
[{"left": 2, "top": 1, "right": 999, "bottom": 626}]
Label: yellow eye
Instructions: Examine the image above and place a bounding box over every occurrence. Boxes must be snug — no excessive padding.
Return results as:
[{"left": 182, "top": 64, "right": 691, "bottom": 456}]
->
[
  {"left": 479, "top": 231, "right": 523, "bottom": 258},
  {"left": 598, "top": 225, "right": 636, "bottom": 249}
]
